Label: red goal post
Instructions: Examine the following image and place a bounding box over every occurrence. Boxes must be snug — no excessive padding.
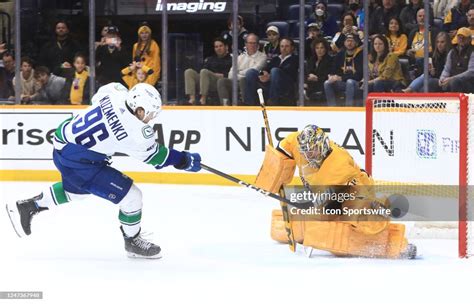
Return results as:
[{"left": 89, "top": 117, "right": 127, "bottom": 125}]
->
[{"left": 365, "top": 93, "right": 472, "bottom": 258}]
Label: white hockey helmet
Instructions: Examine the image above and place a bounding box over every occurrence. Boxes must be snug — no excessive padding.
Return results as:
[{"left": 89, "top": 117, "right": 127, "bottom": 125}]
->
[{"left": 126, "top": 83, "right": 162, "bottom": 121}]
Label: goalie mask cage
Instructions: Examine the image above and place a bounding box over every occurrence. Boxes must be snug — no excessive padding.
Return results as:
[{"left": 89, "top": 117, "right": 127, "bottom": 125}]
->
[{"left": 365, "top": 93, "right": 473, "bottom": 258}]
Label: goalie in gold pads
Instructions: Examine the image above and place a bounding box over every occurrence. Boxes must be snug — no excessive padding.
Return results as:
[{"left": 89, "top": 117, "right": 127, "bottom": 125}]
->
[{"left": 256, "top": 124, "right": 416, "bottom": 259}]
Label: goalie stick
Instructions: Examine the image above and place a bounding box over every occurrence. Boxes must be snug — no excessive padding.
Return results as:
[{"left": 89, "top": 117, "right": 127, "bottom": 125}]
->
[
  {"left": 257, "top": 88, "right": 297, "bottom": 252},
  {"left": 201, "top": 163, "right": 312, "bottom": 209}
]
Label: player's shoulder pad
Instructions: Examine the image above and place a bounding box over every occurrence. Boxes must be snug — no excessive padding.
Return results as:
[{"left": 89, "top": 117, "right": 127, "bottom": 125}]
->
[
  {"left": 92, "top": 83, "right": 129, "bottom": 105},
  {"left": 279, "top": 131, "right": 299, "bottom": 155},
  {"left": 99, "top": 82, "right": 128, "bottom": 94}
]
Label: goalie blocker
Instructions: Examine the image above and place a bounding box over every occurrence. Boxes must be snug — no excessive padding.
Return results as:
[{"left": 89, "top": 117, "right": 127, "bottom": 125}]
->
[{"left": 255, "top": 126, "right": 415, "bottom": 259}]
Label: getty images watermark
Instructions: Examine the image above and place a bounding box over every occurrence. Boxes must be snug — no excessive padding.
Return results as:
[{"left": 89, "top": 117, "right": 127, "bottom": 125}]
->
[
  {"left": 0, "top": 291, "right": 43, "bottom": 299},
  {"left": 288, "top": 189, "right": 392, "bottom": 218}
]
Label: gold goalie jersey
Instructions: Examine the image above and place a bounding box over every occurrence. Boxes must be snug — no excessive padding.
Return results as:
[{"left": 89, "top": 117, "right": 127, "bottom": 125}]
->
[
  {"left": 256, "top": 128, "right": 415, "bottom": 259},
  {"left": 278, "top": 131, "right": 370, "bottom": 187}
]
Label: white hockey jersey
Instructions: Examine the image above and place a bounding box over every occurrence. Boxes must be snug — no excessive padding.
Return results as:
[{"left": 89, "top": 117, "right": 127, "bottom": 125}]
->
[{"left": 53, "top": 83, "right": 169, "bottom": 167}]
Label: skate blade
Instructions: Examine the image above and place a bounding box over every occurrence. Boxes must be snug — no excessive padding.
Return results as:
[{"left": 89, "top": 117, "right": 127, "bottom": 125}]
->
[
  {"left": 5, "top": 203, "right": 26, "bottom": 238},
  {"left": 126, "top": 252, "right": 162, "bottom": 259}
]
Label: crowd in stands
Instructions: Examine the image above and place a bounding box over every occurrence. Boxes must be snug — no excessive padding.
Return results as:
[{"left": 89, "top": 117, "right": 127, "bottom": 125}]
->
[
  {"left": 0, "top": 20, "right": 161, "bottom": 105},
  {"left": 184, "top": 0, "right": 474, "bottom": 106},
  {"left": 1, "top": 0, "right": 473, "bottom": 106}
]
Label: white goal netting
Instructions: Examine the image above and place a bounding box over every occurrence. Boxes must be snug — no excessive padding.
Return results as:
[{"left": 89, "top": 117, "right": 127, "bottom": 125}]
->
[{"left": 366, "top": 93, "right": 474, "bottom": 258}]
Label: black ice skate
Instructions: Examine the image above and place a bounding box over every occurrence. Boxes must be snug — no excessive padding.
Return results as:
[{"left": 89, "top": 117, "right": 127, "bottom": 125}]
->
[
  {"left": 399, "top": 243, "right": 417, "bottom": 259},
  {"left": 120, "top": 226, "right": 162, "bottom": 259},
  {"left": 6, "top": 194, "right": 48, "bottom": 237}
]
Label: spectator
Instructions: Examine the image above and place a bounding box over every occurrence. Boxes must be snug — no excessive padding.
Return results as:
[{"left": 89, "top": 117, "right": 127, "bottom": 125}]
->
[
  {"left": 95, "top": 24, "right": 113, "bottom": 49},
  {"left": 324, "top": 34, "right": 363, "bottom": 106},
  {"left": 0, "top": 42, "right": 6, "bottom": 56},
  {"left": 217, "top": 33, "right": 266, "bottom": 105},
  {"left": 244, "top": 37, "right": 299, "bottom": 106},
  {"left": 307, "top": 1, "right": 339, "bottom": 38},
  {"left": 346, "top": 0, "right": 365, "bottom": 30},
  {"left": 121, "top": 60, "right": 153, "bottom": 89},
  {"left": 96, "top": 26, "right": 130, "bottom": 87},
  {"left": 184, "top": 37, "right": 232, "bottom": 105},
  {"left": 438, "top": 27, "right": 474, "bottom": 93},
  {"left": 434, "top": 0, "right": 457, "bottom": 19},
  {"left": 133, "top": 24, "right": 161, "bottom": 86},
  {"left": 369, "top": 0, "right": 401, "bottom": 36},
  {"left": 444, "top": 0, "right": 471, "bottom": 36},
  {"left": 12, "top": 57, "right": 41, "bottom": 104},
  {"left": 1, "top": 51, "right": 15, "bottom": 81},
  {"left": 263, "top": 26, "right": 280, "bottom": 61},
  {"left": 386, "top": 17, "right": 408, "bottom": 57},
  {"left": 66, "top": 54, "right": 90, "bottom": 105},
  {"left": 38, "top": 20, "right": 81, "bottom": 78},
  {"left": 369, "top": 0, "right": 382, "bottom": 15},
  {"left": 221, "top": 15, "right": 248, "bottom": 54},
  {"left": 403, "top": 31, "right": 452, "bottom": 92},
  {"left": 400, "top": 0, "right": 434, "bottom": 35},
  {"left": 0, "top": 74, "right": 9, "bottom": 100},
  {"left": 305, "top": 37, "right": 333, "bottom": 104},
  {"left": 407, "top": 8, "right": 439, "bottom": 75},
  {"left": 306, "top": 23, "right": 324, "bottom": 59},
  {"left": 467, "top": 5, "right": 474, "bottom": 43},
  {"left": 0, "top": 51, "right": 15, "bottom": 98},
  {"left": 33, "top": 66, "right": 68, "bottom": 104},
  {"left": 367, "top": 34, "right": 406, "bottom": 92},
  {"left": 394, "top": 0, "right": 407, "bottom": 9},
  {"left": 331, "top": 12, "right": 363, "bottom": 54}
]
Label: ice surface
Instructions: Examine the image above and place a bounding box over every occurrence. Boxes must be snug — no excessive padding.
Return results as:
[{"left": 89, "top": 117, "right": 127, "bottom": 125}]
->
[{"left": 0, "top": 182, "right": 473, "bottom": 305}]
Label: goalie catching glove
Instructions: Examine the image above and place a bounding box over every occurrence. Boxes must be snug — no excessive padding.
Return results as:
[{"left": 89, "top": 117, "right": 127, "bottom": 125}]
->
[{"left": 175, "top": 152, "right": 201, "bottom": 172}]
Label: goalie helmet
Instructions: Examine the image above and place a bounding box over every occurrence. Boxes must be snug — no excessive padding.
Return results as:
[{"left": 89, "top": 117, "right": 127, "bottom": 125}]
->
[
  {"left": 297, "top": 124, "right": 331, "bottom": 168},
  {"left": 126, "top": 83, "right": 162, "bottom": 120}
]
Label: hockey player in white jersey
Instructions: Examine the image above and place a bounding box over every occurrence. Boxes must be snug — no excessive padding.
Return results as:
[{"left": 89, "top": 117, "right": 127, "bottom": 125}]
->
[{"left": 6, "top": 83, "right": 201, "bottom": 259}]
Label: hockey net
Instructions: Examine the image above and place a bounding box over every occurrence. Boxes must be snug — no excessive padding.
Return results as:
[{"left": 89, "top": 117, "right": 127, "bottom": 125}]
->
[{"left": 365, "top": 93, "right": 474, "bottom": 258}]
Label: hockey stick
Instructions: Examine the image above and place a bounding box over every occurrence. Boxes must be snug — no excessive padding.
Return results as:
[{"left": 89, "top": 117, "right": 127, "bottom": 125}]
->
[
  {"left": 201, "top": 163, "right": 311, "bottom": 209},
  {"left": 257, "top": 88, "right": 297, "bottom": 252}
]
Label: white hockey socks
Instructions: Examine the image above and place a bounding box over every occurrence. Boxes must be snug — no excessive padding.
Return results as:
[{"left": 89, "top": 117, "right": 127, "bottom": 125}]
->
[
  {"left": 36, "top": 182, "right": 143, "bottom": 237},
  {"left": 36, "top": 182, "right": 91, "bottom": 208},
  {"left": 118, "top": 184, "right": 143, "bottom": 237},
  {"left": 36, "top": 182, "right": 71, "bottom": 208}
]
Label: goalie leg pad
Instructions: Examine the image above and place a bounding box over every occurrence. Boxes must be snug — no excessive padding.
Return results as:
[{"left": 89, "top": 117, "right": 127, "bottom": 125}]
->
[
  {"left": 255, "top": 145, "right": 296, "bottom": 193},
  {"left": 386, "top": 223, "right": 409, "bottom": 258},
  {"left": 270, "top": 209, "right": 304, "bottom": 243},
  {"left": 302, "top": 221, "right": 409, "bottom": 258},
  {"left": 339, "top": 183, "right": 390, "bottom": 235},
  {"left": 342, "top": 197, "right": 390, "bottom": 235}
]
